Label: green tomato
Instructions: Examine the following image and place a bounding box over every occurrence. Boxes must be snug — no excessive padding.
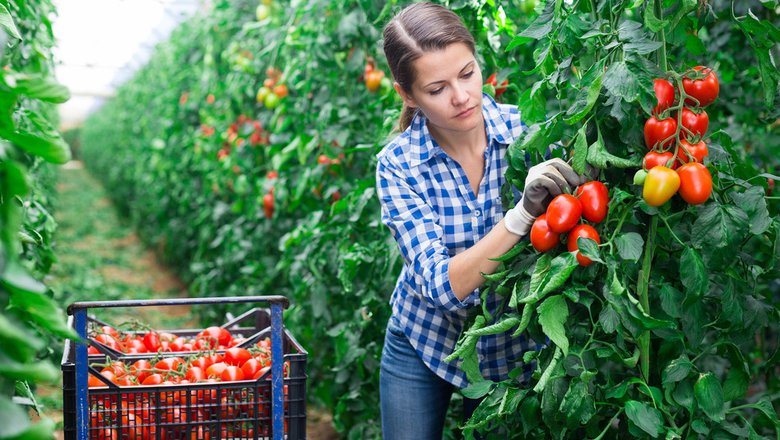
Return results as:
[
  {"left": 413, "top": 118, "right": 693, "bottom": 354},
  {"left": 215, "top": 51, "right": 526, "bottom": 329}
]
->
[
  {"left": 256, "top": 86, "right": 271, "bottom": 104},
  {"left": 264, "top": 92, "right": 280, "bottom": 109},
  {"left": 256, "top": 4, "right": 270, "bottom": 21}
]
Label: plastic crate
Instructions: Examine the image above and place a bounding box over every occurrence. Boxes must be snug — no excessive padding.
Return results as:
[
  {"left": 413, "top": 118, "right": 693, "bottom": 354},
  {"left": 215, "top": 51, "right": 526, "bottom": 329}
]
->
[{"left": 61, "top": 296, "right": 306, "bottom": 440}]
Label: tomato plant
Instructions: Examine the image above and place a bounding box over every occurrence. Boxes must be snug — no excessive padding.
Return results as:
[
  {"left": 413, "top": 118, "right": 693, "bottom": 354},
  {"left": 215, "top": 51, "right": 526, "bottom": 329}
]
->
[{"left": 682, "top": 66, "right": 720, "bottom": 107}]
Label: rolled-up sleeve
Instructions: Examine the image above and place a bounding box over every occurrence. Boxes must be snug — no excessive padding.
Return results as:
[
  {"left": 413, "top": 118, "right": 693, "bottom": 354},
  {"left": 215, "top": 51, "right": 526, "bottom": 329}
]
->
[{"left": 376, "top": 157, "right": 478, "bottom": 312}]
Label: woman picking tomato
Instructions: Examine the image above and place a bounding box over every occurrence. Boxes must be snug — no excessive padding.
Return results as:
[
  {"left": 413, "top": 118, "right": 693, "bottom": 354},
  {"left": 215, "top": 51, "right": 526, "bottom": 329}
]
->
[{"left": 376, "top": 3, "right": 590, "bottom": 438}]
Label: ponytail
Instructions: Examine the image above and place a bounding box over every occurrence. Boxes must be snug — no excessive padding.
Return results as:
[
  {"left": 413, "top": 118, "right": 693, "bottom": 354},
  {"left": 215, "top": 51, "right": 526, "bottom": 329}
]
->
[{"left": 399, "top": 104, "right": 417, "bottom": 132}]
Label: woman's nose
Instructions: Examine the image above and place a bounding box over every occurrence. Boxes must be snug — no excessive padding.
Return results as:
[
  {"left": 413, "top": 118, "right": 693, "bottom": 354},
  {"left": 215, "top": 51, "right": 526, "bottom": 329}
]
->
[{"left": 451, "top": 83, "right": 469, "bottom": 106}]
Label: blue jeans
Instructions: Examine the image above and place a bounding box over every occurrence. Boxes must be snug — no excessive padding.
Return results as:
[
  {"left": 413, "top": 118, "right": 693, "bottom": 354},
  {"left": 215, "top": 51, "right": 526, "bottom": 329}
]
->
[{"left": 380, "top": 316, "right": 481, "bottom": 440}]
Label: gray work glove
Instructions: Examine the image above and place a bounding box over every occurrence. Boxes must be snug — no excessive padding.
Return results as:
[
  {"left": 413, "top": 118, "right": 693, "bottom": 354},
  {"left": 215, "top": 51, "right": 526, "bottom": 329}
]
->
[{"left": 504, "top": 158, "right": 586, "bottom": 236}]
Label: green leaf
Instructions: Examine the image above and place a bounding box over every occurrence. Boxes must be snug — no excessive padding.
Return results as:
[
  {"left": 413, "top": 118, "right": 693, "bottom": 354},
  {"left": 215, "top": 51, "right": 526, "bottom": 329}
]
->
[
  {"left": 659, "top": 284, "right": 683, "bottom": 318},
  {"left": 624, "top": 400, "right": 663, "bottom": 438},
  {"left": 462, "top": 380, "right": 493, "bottom": 399},
  {"left": 576, "top": 237, "right": 602, "bottom": 264},
  {"left": 519, "top": 3, "right": 554, "bottom": 40},
  {"left": 0, "top": 354, "right": 58, "bottom": 382},
  {"left": 722, "top": 365, "right": 749, "bottom": 402},
  {"left": 525, "top": 252, "right": 578, "bottom": 303},
  {"left": 0, "top": 4, "right": 21, "bottom": 40},
  {"left": 680, "top": 248, "right": 707, "bottom": 298},
  {"left": 0, "top": 314, "right": 42, "bottom": 362},
  {"left": 730, "top": 186, "right": 771, "bottom": 235},
  {"left": 537, "top": 295, "right": 569, "bottom": 355},
  {"left": 643, "top": 3, "right": 668, "bottom": 32},
  {"left": 12, "top": 75, "right": 70, "bottom": 103},
  {"left": 564, "top": 67, "right": 604, "bottom": 124},
  {"left": 692, "top": 200, "right": 749, "bottom": 251},
  {"left": 662, "top": 355, "right": 693, "bottom": 384},
  {"left": 598, "top": 304, "right": 620, "bottom": 334},
  {"left": 615, "top": 232, "right": 644, "bottom": 262},
  {"left": 740, "top": 401, "right": 780, "bottom": 427},
  {"left": 0, "top": 396, "right": 29, "bottom": 438},
  {"left": 603, "top": 61, "right": 641, "bottom": 103},
  {"left": 1, "top": 259, "right": 45, "bottom": 294},
  {"left": 694, "top": 373, "right": 725, "bottom": 422},
  {"left": 571, "top": 126, "right": 589, "bottom": 175},
  {"left": 8, "top": 288, "right": 78, "bottom": 340},
  {"left": 559, "top": 380, "right": 596, "bottom": 425},
  {"left": 672, "top": 378, "right": 695, "bottom": 412},
  {"left": 6, "top": 110, "right": 72, "bottom": 164},
  {"left": 587, "top": 128, "right": 639, "bottom": 169}
]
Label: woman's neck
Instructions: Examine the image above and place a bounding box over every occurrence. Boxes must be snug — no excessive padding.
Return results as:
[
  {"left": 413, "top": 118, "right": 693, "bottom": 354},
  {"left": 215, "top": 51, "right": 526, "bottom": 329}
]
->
[{"left": 428, "top": 120, "right": 487, "bottom": 157}]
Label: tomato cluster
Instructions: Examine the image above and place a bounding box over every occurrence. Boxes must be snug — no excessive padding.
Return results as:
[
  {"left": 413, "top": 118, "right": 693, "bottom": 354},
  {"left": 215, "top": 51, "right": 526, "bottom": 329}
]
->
[
  {"left": 640, "top": 66, "right": 718, "bottom": 207},
  {"left": 87, "top": 337, "right": 283, "bottom": 388},
  {"left": 530, "top": 181, "right": 609, "bottom": 266},
  {"left": 87, "top": 335, "right": 287, "bottom": 439},
  {"left": 255, "top": 67, "right": 287, "bottom": 109},
  {"left": 88, "top": 325, "right": 245, "bottom": 355}
]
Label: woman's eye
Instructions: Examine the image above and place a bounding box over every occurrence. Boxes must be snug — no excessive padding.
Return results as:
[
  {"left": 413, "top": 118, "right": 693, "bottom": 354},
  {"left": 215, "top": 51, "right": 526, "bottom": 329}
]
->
[
  {"left": 462, "top": 71, "right": 474, "bottom": 79},
  {"left": 429, "top": 88, "right": 444, "bottom": 95}
]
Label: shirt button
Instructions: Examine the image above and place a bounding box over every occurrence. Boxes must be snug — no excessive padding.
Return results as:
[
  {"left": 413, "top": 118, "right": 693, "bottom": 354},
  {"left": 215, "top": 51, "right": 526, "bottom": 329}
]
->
[{"left": 474, "top": 209, "right": 481, "bottom": 217}]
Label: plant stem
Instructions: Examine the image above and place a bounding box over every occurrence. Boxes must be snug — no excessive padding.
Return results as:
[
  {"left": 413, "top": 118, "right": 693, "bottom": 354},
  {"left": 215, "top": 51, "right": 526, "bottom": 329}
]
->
[
  {"left": 654, "top": 0, "right": 668, "bottom": 72},
  {"left": 637, "top": 215, "right": 657, "bottom": 383}
]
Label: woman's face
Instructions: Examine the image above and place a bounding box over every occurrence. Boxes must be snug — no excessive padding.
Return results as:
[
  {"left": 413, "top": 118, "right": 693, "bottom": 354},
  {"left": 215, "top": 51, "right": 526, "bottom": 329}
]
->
[{"left": 397, "top": 43, "right": 484, "bottom": 138}]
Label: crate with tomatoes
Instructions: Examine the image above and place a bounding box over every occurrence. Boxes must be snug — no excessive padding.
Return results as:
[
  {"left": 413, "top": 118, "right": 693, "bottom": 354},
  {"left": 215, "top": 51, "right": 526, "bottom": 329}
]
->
[{"left": 62, "top": 299, "right": 306, "bottom": 440}]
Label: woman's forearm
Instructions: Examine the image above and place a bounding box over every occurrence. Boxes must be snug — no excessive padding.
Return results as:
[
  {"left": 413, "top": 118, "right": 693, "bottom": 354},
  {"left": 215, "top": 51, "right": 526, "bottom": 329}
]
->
[{"left": 448, "top": 219, "right": 522, "bottom": 301}]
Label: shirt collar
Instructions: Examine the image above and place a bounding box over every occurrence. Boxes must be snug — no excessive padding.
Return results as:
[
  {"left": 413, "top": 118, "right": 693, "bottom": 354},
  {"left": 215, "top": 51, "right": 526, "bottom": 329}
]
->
[{"left": 406, "top": 93, "right": 513, "bottom": 168}]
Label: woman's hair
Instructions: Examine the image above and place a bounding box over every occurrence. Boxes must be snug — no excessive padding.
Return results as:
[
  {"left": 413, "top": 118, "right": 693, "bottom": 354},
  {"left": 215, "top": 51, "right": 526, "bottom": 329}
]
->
[{"left": 383, "top": 2, "right": 475, "bottom": 131}]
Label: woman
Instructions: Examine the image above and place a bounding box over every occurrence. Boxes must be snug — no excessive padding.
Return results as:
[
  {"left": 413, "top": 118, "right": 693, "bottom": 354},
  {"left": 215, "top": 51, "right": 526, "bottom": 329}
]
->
[{"left": 376, "top": 3, "right": 587, "bottom": 439}]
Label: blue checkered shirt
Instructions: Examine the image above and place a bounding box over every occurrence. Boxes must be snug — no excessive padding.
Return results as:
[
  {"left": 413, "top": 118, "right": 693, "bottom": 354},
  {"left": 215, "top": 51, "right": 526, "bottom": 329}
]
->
[{"left": 376, "top": 93, "right": 545, "bottom": 388}]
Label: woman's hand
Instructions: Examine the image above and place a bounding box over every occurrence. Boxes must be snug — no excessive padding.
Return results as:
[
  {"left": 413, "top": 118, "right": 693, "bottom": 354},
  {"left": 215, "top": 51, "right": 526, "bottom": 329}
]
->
[{"left": 503, "top": 158, "right": 586, "bottom": 236}]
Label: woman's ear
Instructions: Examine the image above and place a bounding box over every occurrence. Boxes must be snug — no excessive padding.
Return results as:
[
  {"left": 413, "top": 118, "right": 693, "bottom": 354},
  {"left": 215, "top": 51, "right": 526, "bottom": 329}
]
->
[{"left": 394, "top": 82, "right": 417, "bottom": 109}]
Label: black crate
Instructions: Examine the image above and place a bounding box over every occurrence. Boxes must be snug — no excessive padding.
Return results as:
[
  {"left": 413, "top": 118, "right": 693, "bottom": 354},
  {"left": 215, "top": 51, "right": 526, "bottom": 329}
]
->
[{"left": 62, "top": 297, "right": 306, "bottom": 440}]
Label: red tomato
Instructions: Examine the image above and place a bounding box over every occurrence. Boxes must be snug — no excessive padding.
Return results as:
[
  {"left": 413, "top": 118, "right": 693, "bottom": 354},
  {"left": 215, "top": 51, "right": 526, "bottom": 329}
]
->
[
  {"left": 575, "top": 181, "right": 609, "bottom": 224},
  {"left": 205, "top": 362, "right": 228, "bottom": 378},
  {"left": 653, "top": 78, "right": 675, "bottom": 114},
  {"left": 263, "top": 192, "right": 274, "bottom": 219},
  {"left": 530, "top": 214, "right": 559, "bottom": 253},
  {"left": 221, "top": 365, "right": 246, "bottom": 382},
  {"left": 486, "top": 72, "right": 509, "bottom": 97},
  {"left": 224, "top": 347, "right": 252, "bottom": 366},
  {"left": 266, "top": 170, "right": 278, "bottom": 179},
  {"left": 677, "top": 162, "right": 712, "bottom": 205},
  {"left": 682, "top": 66, "right": 719, "bottom": 107},
  {"left": 567, "top": 224, "right": 601, "bottom": 267},
  {"left": 124, "top": 338, "right": 147, "bottom": 354},
  {"left": 680, "top": 107, "right": 709, "bottom": 140},
  {"left": 154, "top": 357, "right": 184, "bottom": 372},
  {"left": 644, "top": 115, "right": 677, "bottom": 149},
  {"left": 99, "top": 326, "right": 120, "bottom": 338},
  {"left": 546, "top": 194, "right": 582, "bottom": 234},
  {"left": 141, "top": 373, "right": 164, "bottom": 386},
  {"left": 197, "top": 326, "right": 233, "bottom": 348},
  {"left": 129, "top": 359, "right": 152, "bottom": 383},
  {"left": 643, "top": 151, "right": 676, "bottom": 170},
  {"left": 185, "top": 366, "right": 207, "bottom": 382},
  {"left": 643, "top": 166, "right": 680, "bottom": 207},
  {"left": 94, "top": 334, "right": 123, "bottom": 352},
  {"left": 169, "top": 336, "right": 188, "bottom": 352},
  {"left": 189, "top": 356, "right": 212, "bottom": 370},
  {"left": 365, "top": 70, "right": 385, "bottom": 92},
  {"left": 676, "top": 139, "right": 708, "bottom": 166},
  {"left": 142, "top": 332, "right": 161, "bottom": 352},
  {"left": 272, "top": 84, "right": 288, "bottom": 98},
  {"left": 241, "top": 358, "right": 265, "bottom": 379}
]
